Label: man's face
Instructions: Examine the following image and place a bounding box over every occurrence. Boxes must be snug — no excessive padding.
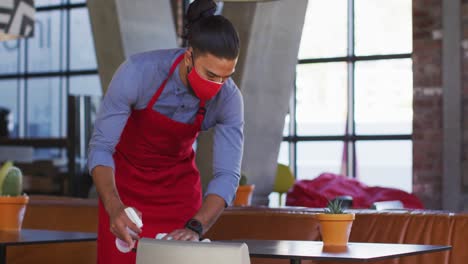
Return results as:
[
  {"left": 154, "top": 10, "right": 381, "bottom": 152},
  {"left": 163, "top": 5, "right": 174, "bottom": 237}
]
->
[{"left": 187, "top": 49, "right": 237, "bottom": 83}]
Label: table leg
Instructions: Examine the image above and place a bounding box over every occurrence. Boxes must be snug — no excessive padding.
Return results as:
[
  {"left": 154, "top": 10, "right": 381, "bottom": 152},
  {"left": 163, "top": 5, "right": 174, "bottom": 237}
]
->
[
  {"left": 290, "top": 258, "right": 301, "bottom": 264},
  {"left": 0, "top": 245, "right": 6, "bottom": 264}
]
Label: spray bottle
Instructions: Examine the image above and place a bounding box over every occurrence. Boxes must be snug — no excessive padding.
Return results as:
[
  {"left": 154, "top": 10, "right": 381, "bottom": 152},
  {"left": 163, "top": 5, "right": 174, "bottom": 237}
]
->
[{"left": 115, "top": 207, "right": 143, "bottom": 253}]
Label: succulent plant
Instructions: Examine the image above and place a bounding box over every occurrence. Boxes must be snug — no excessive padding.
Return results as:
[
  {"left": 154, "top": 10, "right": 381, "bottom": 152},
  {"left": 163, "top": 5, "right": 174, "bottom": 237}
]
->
[
  {"left": 0, "top": 161, "right": 24, "bottom": 196},
  {"left": 324, "top": 199, "right": 345, "bottom": 214},
  {"left": 239, "top": 172, "right": 248, "bottom": 186}
]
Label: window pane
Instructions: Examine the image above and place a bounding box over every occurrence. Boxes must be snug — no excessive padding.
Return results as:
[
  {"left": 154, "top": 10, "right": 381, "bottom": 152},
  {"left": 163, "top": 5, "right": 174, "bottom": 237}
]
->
[
  {"left": 70, "top": 75, "right": 102, "bottom": 96},
  {"left": 355, "top": 0, "right": 412, "bottom": 55},
  {"left": 297, "top": 141, "right": 343, "bottom": 180},
  {"left": 270, "top": 141, "right": 291, "bottom": 207},
  {"left": 356, "top": 140, "right": 412, "bottom": 193},
  {"left": 0, "top": 40, "right": 22, "bottom": 74},
  {"left": 283, "top": 114, "right": 290, "bottom": 137},
  {"left": 27, "top": 10, "right": 66, "bottom": 72},
  {"left": 27, "top": 78, "right": 63, "bottom": 138},
  {"left": 35, "top": 0, "right": 66, "bottom": 7},
  {"left": 298, "top": 0, "right": 347, "bottom": 59},
  {"left": 268, "top": 192, "right": 281, "bottom": 207},
  {"left": 355, "top": 59, "right": 413, "bottom": 135},
  {"left": 278, "top": 141, "right": 289, "bottom": 166},
  {"left": 0, "top": 80, "right": 19, "bottom": 137},
  {"left": 34, "top": 148, "right": 62, "bottom": 160},
  {"left": 70, "top": 8, "right": 98, "bottom": 70},
  {"left": 296, "top": 63, "right": 347, "bottom": 136}
]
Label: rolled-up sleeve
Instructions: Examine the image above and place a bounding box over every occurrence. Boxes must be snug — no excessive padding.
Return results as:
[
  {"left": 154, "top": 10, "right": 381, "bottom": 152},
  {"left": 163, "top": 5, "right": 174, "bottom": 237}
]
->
[
  {"left": 87, "top": 59, "right": 140, "bottom": 174},
  {"left": 204, "top": 87, "right": 244, "bottom": 206}
]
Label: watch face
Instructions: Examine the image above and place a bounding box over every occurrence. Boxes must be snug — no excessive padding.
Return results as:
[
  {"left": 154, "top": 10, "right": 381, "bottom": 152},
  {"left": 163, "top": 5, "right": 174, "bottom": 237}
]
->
[
  {"left": 186, "top": 219, "right": 203, "bottom": 235},
  {"left": 189, "top": 219, "right": 201, "bottom": 228}
]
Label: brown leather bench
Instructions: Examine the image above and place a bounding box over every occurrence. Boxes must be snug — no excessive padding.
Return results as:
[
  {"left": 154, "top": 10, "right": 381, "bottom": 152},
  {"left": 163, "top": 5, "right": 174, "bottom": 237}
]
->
[
  {"left": 205, "top": 207, "right": 468, "bottom": 264},
  {"left": 8, "top": 197, "right": 468, "bottom": 264}
]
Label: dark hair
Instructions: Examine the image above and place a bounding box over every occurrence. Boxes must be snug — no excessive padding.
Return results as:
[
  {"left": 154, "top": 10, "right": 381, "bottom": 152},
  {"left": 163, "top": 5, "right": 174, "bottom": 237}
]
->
[{"left": 184, "top": 0, "right": 240, "bottom": 60}]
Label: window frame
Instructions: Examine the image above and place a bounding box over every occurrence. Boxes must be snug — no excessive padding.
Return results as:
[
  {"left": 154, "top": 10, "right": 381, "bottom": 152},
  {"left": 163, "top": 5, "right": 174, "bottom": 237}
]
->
[{"left": 285, "top": 0, "right": 413, "bottom": 179}]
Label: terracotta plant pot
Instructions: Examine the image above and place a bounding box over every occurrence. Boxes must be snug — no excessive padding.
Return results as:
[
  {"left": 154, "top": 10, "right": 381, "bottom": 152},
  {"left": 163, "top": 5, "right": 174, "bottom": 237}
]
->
[
  {"left": 322, "top": 245, "right": 349, "bottom": 253},
  {"left": 0, "top": 195, "right": 29, "bottom": 231},
  {"left": 316, "top": 213, "right": 355, "bottom": 246},
  {"left": 233, "top": 185, "right": 255, "bottom": 206}
]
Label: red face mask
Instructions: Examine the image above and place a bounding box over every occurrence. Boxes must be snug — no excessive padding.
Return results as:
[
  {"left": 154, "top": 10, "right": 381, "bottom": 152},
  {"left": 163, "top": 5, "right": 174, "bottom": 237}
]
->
[{"left": 187, "top": 56, "right": 224, "bottom": 101}]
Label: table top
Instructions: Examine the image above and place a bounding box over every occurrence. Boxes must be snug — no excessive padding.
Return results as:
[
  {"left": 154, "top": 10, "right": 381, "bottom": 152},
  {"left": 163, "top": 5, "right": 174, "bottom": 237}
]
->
[
  {"left": 234, "top": 240, "right": 452, "bottom": 262},
  {"left": 0, "top": 229, "right": 97, "bottom": 246}
]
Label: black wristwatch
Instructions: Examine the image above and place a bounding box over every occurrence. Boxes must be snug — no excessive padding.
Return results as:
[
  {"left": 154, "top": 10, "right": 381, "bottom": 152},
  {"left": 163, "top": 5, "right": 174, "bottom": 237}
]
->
[{"left": 185, "top": 218, "right": 203, "bottom": 237}]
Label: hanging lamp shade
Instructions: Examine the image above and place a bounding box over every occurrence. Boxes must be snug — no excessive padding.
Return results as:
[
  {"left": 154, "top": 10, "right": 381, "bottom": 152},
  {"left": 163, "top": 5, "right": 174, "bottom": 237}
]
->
[{"left": 0, "top": 0, "right": 35, "bottom": 41}]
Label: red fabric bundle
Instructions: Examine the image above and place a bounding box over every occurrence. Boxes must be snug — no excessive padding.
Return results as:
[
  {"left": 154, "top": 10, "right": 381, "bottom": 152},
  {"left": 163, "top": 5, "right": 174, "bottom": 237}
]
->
[{"left": 285, "top": 173, "right": 424, "bottom": 209}]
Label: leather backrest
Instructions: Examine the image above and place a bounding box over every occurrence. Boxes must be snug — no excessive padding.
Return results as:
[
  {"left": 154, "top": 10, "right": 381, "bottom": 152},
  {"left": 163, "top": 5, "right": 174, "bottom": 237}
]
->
[
  {"left": 209, "top": 208, "right": 466, "bottom": 264},
  {"left": 206, "top": 210, "right": 321, "bottom": 241}
]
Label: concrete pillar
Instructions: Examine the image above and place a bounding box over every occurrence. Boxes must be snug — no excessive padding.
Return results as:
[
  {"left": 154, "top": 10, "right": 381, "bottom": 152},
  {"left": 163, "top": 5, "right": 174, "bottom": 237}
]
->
[
  {"left": 87, "top": 0, "right": 177, "bottom": 92},
  {"left": 442, "top": 0, "right": 462, "bottom": 211},
  {"left": 196, "top": 0, "right": 308, "bottom": 205}
]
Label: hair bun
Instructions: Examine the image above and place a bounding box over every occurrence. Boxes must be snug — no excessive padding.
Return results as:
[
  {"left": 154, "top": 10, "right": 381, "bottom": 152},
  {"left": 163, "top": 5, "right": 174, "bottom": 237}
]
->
[{"left": 186, "top": 0, "right": 217, "bottom": 26}]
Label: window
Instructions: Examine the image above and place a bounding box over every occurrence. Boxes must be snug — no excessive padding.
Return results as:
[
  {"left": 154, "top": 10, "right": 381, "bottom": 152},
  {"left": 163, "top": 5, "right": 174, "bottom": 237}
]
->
[
  {"left": 356, "top": 140, "right": 412, "bottom": 192},
  {"left": 355, "top": 59, "right": 413, "bottom": 135},
  {"left": 70, "top": 8, "right": 97, "bottom": 70},
  {"left": 296, "top": 62, "right": 347, "bottom": 136},
  {"left": 354, "top": 0, "right": 412, "bottom": 55},
  {"left": 27, "top": 10, "right": 66, "bottom": 72},
  {"left": 0, "top": 2, "right": 99, "bottom": 159},
  {"left": 70, "top": 75, "right": 102, "bottom": 96},
  {"left": 26, "top": 77, "right": 63, "bottom": 138},
  {"left": 0, "top": 79, "right": 20, "bottom": 137},
  {"left": 281, "top": 0, "right": 413, "bottom": 192},
  {"left": 296, "top": 141, "right": 343, "bottom": 179},
  {"left": 298, "top": 0, "right": 347, "bottom": 59},
  {"left": 34, "top": 0, "right": 66, "bottom": 7},
  {"left": 0, "top": 39, "right": 24, "bottom": 74}
]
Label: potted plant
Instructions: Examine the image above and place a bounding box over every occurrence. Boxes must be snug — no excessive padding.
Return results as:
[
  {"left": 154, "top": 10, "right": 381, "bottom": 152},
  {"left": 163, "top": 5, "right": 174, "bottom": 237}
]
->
[
  {"left": 233, "top": 173, "right": 255, "bottom": 206},
  {"left": 316, "top": 199, "right": 355, "bottom": 246},
  {"left": 0, "top": 161, "right": 29, "bottom": 231}
]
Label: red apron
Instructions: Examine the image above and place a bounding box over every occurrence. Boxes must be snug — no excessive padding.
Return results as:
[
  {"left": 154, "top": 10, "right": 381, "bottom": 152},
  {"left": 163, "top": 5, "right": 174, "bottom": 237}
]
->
[{"left": 97, "top": 54, "right": 205, "bottom": 264}]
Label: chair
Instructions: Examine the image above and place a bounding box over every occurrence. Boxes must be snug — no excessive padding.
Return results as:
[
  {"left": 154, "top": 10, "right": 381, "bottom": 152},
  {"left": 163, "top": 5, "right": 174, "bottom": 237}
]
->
[
  {"left": 136, "top": 238, "right": 250, "bottom": 264},
  {"left": 273, "top": 163, "right": 295, "bottom": 206}
]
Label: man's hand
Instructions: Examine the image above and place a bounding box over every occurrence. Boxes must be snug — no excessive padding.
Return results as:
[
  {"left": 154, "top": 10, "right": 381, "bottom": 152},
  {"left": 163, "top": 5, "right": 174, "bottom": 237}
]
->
[
  {"left": 164, "top": 228, "right": 199, "bottom": 241},
  {"left": 109, "top": 204, "right": 142, "bottom": 245},
  {"left": 91, "top": 166, "right": 142, "bottom": 245},
  {"left": 163, "top": 194, "right": 226, "bottom": 242}
]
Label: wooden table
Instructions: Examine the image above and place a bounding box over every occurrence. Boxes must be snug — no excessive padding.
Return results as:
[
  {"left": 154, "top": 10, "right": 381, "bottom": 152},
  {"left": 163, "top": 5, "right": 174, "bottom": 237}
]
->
[
  {"left": 235, "top": 240, "right": 452, "bottom": 264},
  {"left": 0, "top": 229, "right": 97, "bottom": 264}
]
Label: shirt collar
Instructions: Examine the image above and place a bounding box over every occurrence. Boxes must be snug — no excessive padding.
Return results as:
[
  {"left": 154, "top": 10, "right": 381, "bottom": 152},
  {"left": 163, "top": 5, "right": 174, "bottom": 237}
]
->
[{"left": 172, "top": 63, "right": 191, "bottom": 95}]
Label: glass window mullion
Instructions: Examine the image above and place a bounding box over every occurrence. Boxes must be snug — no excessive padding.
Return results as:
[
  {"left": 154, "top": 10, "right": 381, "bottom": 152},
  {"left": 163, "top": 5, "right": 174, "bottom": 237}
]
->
[
  {"left": 347, "top": 0, "right": 356, "bottom": 178},
  {"left": 23, "top": 36, "right": 30, "bottom": 137},
  {"left": 291, "top": 73, "right": 298, "bottom": 177}
]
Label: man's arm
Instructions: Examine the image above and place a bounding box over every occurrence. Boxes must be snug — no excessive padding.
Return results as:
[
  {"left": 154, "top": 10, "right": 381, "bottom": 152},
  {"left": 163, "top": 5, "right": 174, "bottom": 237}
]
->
[
  {"left": 88, "top": 58, "right": 142, "bottom": 245},
  {"left": 166, "top": 84, "right": 244, "bottom": 241},
  {"left": 193, "top": 194, "right": 226, "bottom": 232},
  {"left": 92, "top": 166, "right": 141, "bottom": 245}
]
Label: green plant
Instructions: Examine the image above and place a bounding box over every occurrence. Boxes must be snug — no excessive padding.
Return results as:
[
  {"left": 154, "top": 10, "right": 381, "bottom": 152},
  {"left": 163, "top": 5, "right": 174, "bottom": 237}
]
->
[
  {"left": 0, "top": 161, "right": 24, "bottom": 196},
  {"left": 324, "top": 199, "right": 345, "bottom": 214},
  {"left": 239, "top": 172, "right": 248, "bottom": 186}
]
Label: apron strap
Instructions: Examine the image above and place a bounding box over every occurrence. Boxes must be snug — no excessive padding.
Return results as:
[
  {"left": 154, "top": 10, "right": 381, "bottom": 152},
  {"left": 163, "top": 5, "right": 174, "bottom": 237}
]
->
[
  {"left": 147, "top": 54, "right": 185, "bottom": 110},
  {"left": 194, "top": 100, "right": 206, "bottom": 129},
  {"left": 197, "top": 100, "right": 207, "bottom": 116}
]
